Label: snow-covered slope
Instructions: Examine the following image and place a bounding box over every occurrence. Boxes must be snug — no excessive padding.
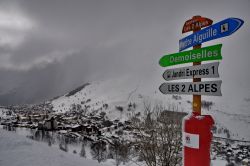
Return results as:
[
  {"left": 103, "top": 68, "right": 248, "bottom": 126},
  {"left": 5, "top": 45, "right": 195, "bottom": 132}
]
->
[
  {"left": 0, "top": 128, "right": 112, "bottom": 166},
  {"left": 51, "top": 75, "right": 173, "bottom": 121},
  {"left": 0, "top": 127, "right": 229, "bottom": 166},
  {"left": 51, "top": 75, "right": 250, "bottom": 141}
]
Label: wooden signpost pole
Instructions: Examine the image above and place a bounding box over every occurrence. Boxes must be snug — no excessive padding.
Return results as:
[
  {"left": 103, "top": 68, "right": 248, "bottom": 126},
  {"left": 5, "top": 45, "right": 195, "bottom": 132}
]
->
[{"left": 192, "top": 16, "right": 202, "bottom": 115}]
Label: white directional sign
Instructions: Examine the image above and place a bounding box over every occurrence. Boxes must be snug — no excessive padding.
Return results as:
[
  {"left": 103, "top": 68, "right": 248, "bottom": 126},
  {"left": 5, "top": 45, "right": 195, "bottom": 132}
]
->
[
  {"left": 163, "top": 62, "right": 219, "bottom": 81},
  {"left": 159, "top": 80, "right": 222, "bottom": 96}
]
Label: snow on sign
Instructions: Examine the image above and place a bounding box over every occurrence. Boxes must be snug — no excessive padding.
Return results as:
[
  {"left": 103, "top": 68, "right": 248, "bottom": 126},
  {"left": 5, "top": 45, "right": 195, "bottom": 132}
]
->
[
  {"left": 159, "top": 80, "right": 222, "bottom": 96},
  {"left": 159, "top": 44, "right": 222, "bottom": 67},
  {"left": 163, "top": 62, "right": 220, "bottom": 81},
  {"left": 183, "top": 132, "right": 199, "bottom": 149},
  {"left": 182, "top": 16, "right": 213, "bottom": 33},
  {"left": 179, "top": 18, "right": 244, "bottom": 51}
]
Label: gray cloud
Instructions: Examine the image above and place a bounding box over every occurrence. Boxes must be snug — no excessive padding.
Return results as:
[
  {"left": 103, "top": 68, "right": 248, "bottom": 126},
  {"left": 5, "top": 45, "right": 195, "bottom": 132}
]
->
[{"left": 0, "top": 0, "right": 249, "bottom": 105}]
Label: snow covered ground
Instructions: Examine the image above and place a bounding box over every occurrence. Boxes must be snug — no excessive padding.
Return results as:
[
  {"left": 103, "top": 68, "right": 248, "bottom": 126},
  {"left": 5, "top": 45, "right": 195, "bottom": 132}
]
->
[
  {"left": 0, "top": 128, "right": 112, "bottom": 166},
  {"left": 0, "top": 127, "right": 229, "bottom": 166},
  {"left": 211, "top": 160, "right": 227, "bottom": 166}
]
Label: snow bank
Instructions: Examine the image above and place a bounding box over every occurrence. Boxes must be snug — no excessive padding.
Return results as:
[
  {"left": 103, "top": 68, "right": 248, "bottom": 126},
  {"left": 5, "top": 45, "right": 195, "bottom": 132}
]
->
[
  {"left": 0, "top": 128, "right": 229, "bottom": 166},
  {"left": 0, "top": 128, "right": 110, "bottom": 166}
]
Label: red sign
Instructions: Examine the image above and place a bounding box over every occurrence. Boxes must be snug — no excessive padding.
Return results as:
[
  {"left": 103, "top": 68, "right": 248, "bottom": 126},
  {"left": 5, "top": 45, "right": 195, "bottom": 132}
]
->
[{"left": 182, "top": 16, "right": 213, "bottom": 33}]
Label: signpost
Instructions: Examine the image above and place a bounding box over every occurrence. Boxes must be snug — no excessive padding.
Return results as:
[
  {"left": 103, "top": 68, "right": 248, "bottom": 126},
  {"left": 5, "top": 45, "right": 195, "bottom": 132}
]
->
[
  {"left": 159, "top": 44, "right": 222, "bottom": 67},
  {"left": 179, "top": 18, "right": 244, "bottom": 51},
  {"left": 159, "top": 80, "right": 222, "bottom": 96},
  {"left": 158, "top": 15, "right": 244, "bottom": 166},
  {"left": 163, "top": 62, "right": 220, "bottom": 81}
]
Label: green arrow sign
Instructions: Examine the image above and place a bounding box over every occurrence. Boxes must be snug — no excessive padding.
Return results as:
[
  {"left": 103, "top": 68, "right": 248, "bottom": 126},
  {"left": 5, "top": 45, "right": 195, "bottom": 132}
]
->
[{"left": 159, "top": 44, "right": 222, "bottom": 67}]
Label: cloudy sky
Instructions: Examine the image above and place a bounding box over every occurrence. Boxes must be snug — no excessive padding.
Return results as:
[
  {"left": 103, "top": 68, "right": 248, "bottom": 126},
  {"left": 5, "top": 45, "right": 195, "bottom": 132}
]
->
[{"left": 0, "top": 0, "right": 249, "bottom": 105}]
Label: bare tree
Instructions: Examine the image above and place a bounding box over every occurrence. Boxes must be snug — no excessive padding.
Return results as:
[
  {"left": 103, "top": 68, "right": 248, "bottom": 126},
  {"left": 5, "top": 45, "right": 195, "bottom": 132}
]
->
[
  {"left": 109, "top": 140, "right": 132, "bottom": 166},
  {"left": 90, "top": 140, "right": 107, "bottom": 163},
  {"left": 80, "top": 143, "right": 86, "bottom": 158},
  {"left": 131, "top": 102, "right": 185, "bottom": 166}
]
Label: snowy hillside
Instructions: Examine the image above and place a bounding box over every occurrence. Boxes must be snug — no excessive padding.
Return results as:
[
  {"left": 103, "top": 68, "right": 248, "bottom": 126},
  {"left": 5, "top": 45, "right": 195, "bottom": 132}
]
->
[
  {"left": 51, "top": 76, "right": 159, "bottom": 122},
  {"left": 0, "top": 128, "right": 113, "bottom": 166},
  {"left": 0, "top": 127, "right": 230, "bottom": 166},
  {"left": 50, "top": 76, "right": 250, "bottom": 141}
]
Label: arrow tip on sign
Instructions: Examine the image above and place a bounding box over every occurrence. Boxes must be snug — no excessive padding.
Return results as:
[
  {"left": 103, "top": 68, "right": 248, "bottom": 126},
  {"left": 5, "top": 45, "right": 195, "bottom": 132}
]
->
[
  {"left": 159, "top": 56, "right": 166, "bottom": 67},
  {"left": 159, "top": 83, "right": 166, "bottom": 94},
  {"left": 228, "top": 18, "right": 244, "bottom": 35}
]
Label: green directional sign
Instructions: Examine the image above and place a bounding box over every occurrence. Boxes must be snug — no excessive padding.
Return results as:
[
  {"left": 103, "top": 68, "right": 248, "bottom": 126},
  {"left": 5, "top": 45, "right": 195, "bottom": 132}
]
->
[{"left": 159, "top": 44, "right": 222, "bottom": 67}]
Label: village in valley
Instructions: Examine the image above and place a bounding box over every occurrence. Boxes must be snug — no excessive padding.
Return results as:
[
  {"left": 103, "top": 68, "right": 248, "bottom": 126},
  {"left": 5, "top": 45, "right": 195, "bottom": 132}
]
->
[{"left": 0, "top": 101, "right": 135, "bottom": 141}]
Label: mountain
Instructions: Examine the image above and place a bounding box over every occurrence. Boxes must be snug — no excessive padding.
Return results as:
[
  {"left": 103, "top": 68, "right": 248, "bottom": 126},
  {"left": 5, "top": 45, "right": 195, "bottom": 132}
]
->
[
  {"left": 50, "top": 76, "right": 250, "bottom": 141},
  {"left": 51, "top": 76, "right": 150, "bottom": 122}
]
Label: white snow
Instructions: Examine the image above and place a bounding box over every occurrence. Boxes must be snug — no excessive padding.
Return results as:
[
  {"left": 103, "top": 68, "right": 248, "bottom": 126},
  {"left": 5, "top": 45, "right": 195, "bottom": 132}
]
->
[
  {"left": 0, "top": 108, "right": 9, "bottom": 118},
  {"left": 0, "top": 128, "right": 110, "bottom": 166},
  {"left": 211, "top": 159, "right": 227, "bottom": 166},
  {"left": 0, "top": 127, "right": 229, "bottom": 166}
]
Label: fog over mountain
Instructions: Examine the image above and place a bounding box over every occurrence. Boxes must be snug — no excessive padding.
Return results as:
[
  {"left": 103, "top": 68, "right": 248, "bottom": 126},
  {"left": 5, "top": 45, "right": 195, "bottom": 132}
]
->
[{"left": 0, "top": 0, "right": 249, "bottom": 105}]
